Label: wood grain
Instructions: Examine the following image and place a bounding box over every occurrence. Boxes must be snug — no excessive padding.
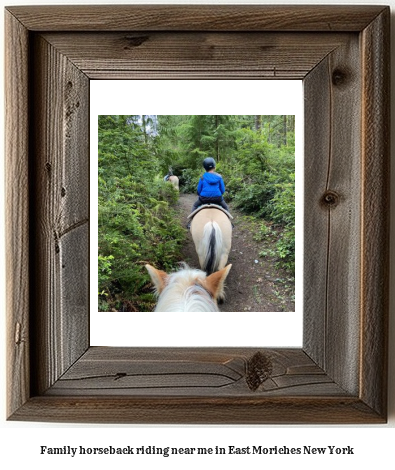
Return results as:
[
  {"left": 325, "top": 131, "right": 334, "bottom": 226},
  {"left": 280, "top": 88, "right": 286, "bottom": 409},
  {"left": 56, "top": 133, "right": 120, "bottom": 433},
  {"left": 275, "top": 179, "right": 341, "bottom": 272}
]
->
[
  {"left": 5, "top": 5, "right": 389, "bottom": 424},
  {"left": 46, "top": 347, "right": 344, "bottom": 397},
  {"left": 42, "top": 32, "right": 351, "bottom": 80},
  {"left": 10, "top": 396, "right": 383, "bottom": 425},
  {"left": 304, "top": 35, "right": 362, "bottom": 395},
  {"left": 6, "top": 5, "right": 386, "bottom": 32},
  {"left": 29, "top": 34, "right": 90, "bottom": 395},
  {"left": 11, "top": 347, "right": 384, "bottom": 423},
  {"left": 360, "top": 9, "right": 390, "bottom": 418},
  {"left": 5, "top": 10, "right": 30, "bottom": 419}
]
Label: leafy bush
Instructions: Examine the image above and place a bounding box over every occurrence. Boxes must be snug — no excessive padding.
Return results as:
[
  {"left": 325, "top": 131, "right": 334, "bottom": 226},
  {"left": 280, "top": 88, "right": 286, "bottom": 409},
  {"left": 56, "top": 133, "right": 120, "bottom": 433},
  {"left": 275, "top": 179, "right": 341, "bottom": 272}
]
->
[
  {"left": 231, "top": 178, "right": 274, "bottom": 216},
  {"left": 275, "top": 226, "right": 295, "bottom": 271},
  {"left": 179, "top": 168, "right": 201, "bottom": 194},
  {"left": 268, "top": 178, "right": 295, "bottom": 225},
  {"left": 98, "top": 179, "right": 186, "bottom": 311}
]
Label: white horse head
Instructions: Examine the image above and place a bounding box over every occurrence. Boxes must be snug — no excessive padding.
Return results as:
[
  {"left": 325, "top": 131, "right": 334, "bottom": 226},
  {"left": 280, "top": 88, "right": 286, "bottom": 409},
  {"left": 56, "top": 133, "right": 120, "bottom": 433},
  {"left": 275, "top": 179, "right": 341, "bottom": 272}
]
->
[{"left": 145, "top": 263, "right": 232, "bottom": 312}]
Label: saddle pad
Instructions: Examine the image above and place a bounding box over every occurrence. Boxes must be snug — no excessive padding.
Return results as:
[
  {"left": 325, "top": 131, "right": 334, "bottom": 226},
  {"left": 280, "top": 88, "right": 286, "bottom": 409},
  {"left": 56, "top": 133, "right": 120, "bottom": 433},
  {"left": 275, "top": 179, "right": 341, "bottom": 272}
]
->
[{"left": 187, "top": 204, "right": 233, "bottom": 220}]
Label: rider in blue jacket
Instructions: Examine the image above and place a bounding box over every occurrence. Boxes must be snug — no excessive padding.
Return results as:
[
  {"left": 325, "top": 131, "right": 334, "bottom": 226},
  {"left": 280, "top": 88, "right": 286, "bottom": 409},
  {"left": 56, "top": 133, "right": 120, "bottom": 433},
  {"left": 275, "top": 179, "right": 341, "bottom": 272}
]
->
[{"left": 192, "top": 157, "right": 229, "bottom": 212}]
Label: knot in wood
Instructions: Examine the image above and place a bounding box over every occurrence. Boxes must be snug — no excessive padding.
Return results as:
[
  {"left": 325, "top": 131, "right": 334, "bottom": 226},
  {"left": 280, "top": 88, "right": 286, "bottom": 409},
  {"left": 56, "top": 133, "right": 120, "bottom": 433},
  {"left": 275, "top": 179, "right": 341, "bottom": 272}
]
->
[
  {"left": 246, "top": 351, "right": 273, "bottom": 391},
  {"left": 321, "top": 190, "right": 340, "bottom": 208},
  {"left": 15, "top": 322, "right": 22, "bottom": 345},
  {"left": 332, "top": 68, "right": 348, "bottom": 87},
  {"left": 123, "top": 35, "right": 149, "bottom": 49},
  {"left": 114, "top": 372, "right": 127, "bottom": 381}
]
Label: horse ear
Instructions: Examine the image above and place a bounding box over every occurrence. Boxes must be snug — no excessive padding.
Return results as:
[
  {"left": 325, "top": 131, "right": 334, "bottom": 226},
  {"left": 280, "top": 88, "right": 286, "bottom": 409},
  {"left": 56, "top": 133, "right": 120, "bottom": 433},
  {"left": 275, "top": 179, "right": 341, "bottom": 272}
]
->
[
  {"left": 204, "top": 264, "right": 232, "bottom": 300},
  {"left": 145, "top": 264, "right": 168, "bottom": 294}
]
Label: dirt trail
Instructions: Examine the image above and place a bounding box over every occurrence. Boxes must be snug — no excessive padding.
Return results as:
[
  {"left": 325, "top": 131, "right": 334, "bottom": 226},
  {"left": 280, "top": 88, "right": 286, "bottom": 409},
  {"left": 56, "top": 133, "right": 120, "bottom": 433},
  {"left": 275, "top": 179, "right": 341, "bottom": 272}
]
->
[{"left": 175, "top": 194, "right": 295, "bottom": 312}]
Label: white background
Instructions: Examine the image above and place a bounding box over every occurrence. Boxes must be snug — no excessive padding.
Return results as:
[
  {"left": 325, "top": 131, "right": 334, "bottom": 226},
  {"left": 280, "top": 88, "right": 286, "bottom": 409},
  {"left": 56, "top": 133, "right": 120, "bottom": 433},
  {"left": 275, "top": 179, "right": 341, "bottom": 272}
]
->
[{"left": 1, "top": 0, "right": 394, "bottom": 469}]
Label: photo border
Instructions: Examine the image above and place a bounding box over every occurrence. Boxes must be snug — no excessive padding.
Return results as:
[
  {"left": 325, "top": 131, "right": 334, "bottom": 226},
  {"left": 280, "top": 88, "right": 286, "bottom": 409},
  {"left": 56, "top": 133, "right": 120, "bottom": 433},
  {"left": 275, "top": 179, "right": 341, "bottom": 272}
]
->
[
  {"left": 90, "top": 82, "right": 303, "bottom": 345},
  {"left": 5, "top": 5, "right": 389, "bottom": 423}
]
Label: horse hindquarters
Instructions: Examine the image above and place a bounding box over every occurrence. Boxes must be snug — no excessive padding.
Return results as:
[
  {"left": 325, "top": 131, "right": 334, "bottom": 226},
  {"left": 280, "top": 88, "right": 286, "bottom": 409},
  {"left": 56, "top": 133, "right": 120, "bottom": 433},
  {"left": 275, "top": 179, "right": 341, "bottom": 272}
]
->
[
  {"left": 191, "top": 208, "right": 232, "bottom": 275},
  {"left": 169, "top": 175, "right": 179, "bottom": 190}
]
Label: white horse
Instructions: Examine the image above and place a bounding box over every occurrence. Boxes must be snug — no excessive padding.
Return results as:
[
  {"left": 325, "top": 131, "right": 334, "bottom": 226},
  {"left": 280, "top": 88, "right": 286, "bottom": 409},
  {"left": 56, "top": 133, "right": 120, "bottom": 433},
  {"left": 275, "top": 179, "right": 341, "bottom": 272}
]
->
[
  {"left": 164, "top": 174, "right": 179, "bottom": 190},
  {"left": 169, "top": 175, "right": 179, "bottom": 190},
  {"left": 145, "top": 263, "right": 232, "bottom": 312},
  {"left": 190, "top": 208, "right": 232, "bottom": 275}
]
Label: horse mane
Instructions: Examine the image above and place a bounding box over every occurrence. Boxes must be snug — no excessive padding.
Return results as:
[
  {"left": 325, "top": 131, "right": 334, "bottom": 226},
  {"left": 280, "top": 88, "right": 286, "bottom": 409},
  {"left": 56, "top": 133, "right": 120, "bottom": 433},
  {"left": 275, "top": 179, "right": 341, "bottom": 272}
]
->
[
  {"left": 201, "top": 222, "right": 222, "bottom": 275},
  {"left": 154, "top": 266, "right": 219, "bottom": 312}
]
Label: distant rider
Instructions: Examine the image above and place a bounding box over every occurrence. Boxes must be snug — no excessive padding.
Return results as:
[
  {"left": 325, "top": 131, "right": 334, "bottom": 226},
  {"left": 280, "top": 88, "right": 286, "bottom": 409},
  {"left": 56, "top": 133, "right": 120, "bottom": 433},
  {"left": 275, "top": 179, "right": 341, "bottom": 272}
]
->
[{"left": 191, "top": 157, "right": 229, "bottom": 212}]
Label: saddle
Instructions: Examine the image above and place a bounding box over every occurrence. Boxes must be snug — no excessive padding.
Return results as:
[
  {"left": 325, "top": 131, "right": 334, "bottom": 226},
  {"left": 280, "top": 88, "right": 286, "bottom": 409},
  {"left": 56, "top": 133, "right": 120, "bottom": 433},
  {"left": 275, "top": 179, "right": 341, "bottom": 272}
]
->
[{"left": 186, "top": 204, "right": 233, "bottom": 221}]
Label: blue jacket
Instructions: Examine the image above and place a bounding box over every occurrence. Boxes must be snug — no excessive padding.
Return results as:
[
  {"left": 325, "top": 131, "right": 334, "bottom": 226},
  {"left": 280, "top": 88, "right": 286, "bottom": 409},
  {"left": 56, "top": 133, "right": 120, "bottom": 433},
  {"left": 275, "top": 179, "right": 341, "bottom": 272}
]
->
[{"left": 197, "top": 172, "right": 225, "bottom": 198}]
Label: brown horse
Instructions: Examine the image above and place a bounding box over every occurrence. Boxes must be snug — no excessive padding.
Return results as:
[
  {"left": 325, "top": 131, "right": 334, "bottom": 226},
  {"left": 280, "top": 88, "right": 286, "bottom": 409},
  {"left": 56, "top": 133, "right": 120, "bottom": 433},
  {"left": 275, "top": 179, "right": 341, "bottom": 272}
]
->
[
  {"left": 190, "top": 207, "right": 232, "bottom": 275},
  {"left": 145, "top": 263, "right": 232, "bottom": 312}
]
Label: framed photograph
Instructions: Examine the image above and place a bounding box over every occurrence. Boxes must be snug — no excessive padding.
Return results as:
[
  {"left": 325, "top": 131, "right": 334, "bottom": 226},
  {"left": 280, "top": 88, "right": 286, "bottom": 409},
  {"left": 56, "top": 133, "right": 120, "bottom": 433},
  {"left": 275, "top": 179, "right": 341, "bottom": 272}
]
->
[{"left": 5, "top": 5, "right": 389, "bottom": 423}]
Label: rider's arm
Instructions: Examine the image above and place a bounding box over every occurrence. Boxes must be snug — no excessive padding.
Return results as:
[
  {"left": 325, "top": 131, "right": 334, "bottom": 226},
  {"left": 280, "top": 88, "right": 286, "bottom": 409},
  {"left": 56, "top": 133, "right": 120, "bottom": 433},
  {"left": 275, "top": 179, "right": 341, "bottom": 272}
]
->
[
  {"left": 219, "top": 177, "right": 225, "bottom": 194},
  {"left": 197, "top": 177, "right": 204, "bottom": 195}
]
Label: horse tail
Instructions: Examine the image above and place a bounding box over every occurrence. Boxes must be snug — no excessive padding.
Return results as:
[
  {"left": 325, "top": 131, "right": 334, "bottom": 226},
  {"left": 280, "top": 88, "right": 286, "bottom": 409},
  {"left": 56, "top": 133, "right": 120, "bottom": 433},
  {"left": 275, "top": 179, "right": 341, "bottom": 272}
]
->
[{"left": 202, "top": 222, "right": 222, "bottom": 275}]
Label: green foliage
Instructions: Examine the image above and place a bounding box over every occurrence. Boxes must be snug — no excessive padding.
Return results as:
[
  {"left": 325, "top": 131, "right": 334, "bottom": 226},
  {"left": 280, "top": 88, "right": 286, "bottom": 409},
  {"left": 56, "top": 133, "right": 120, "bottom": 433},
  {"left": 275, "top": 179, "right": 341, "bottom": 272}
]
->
[
  {"left": 98, "top": 116, "right": 186, "bottom": 312},
  {"left": 236, "top": 128, "right": 271, "bottom": 174},
  {"left": 157, "top": 115, "right": 238, "bottom": 170},
  {"left": 98, "top": 255, "right": 114, "bottom": 293},
  {"left": 179, "top": 168, "right": 202, "bottom": 194},
  {"left": 268, "top": 176, "right": 295, "bottom": 271},
  {"left": 275, "top": 226, "right": 295, "bottom": 271},
  {"left": 232, "top": 182, "right": 274, "bottom": 216},
  {"left": 215, "top": 124, "right": 295, "bottom": 271},
  {"left": 253, "top": 222, "right": 272, "bottom": 241},
  {"left": 268, "top": 176, "right": 295, "bottom": 226}
]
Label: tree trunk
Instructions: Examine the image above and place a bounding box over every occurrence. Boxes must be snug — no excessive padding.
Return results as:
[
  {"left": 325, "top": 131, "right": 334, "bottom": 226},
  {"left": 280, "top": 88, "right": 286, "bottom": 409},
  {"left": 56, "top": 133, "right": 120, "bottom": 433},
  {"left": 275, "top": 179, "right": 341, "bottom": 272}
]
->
[
  {"left": 142, "top": 115, "right": 148, "bottom": 144},
  {"left": 283, "top": 115, "right": 287, "bottom": 146},
  {"left": 255, "top": 115, "right": 262, "bottom": 133},
  {"left": 215, "top": 115, "right": 220, "bottom": 161}
]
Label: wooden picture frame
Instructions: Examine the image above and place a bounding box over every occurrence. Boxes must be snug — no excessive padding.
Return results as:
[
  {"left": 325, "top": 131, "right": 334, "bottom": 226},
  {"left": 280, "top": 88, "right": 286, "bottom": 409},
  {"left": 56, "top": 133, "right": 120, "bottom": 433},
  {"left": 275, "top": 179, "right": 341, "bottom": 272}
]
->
[{"left": 5, "top": 5, "right": 390, "bottom": 424}]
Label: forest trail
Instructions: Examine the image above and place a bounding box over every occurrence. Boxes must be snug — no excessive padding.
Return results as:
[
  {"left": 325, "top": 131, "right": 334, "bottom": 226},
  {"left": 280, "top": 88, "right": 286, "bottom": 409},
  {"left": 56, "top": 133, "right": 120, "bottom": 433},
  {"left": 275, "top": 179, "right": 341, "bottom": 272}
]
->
[{"left": 175, "top": 193, "right": 295, "bottom": 312}]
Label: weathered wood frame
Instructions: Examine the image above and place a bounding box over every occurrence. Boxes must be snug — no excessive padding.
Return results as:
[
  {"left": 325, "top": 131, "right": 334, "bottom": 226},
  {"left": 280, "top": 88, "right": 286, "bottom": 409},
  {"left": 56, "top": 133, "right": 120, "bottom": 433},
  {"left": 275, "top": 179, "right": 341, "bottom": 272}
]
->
[{"left": 5, "top": 5, "right": 389, "bottom": 424}]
